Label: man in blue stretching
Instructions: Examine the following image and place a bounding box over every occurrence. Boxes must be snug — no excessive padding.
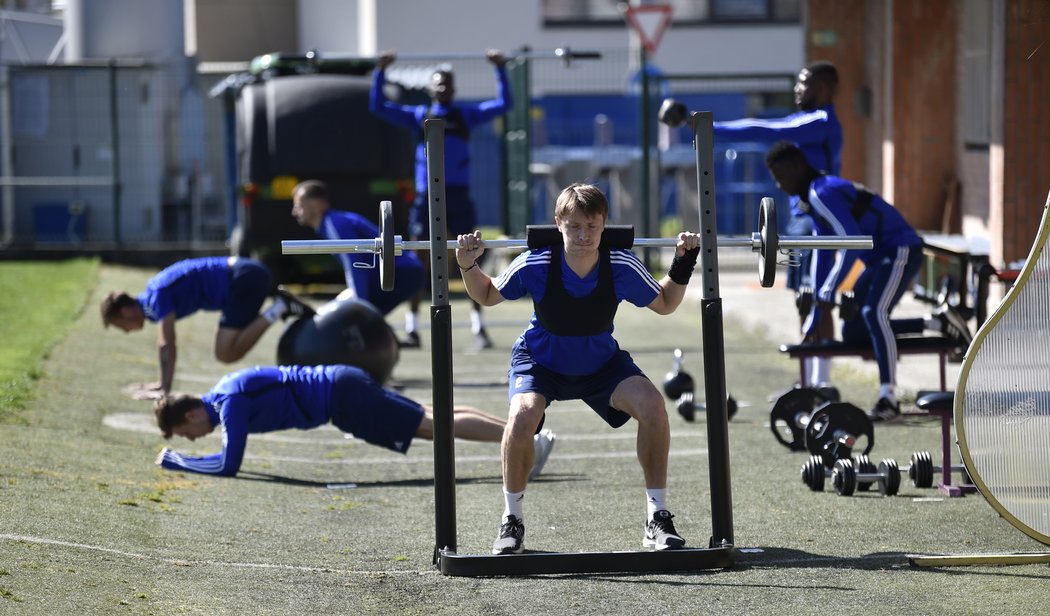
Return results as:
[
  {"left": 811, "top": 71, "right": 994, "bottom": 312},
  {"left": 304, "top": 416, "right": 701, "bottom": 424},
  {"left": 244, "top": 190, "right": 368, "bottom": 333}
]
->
[
  {"left": 154, "top": 364, "right": 555, "bottom": 479},
  {"left": 101, "top": 257, "right": 314, "bottom": 400},
  {"left": 456, "top": 183, "right": 701, "bottom": 554},
  {"left": 764, "top": 141, "right": 972, "bottom": 421},
  {"left": 370, "top": 48, "right": 513, "bottom": 350},
  {"left": 291, "top": 179, "right": 424, "bottom": 319}
]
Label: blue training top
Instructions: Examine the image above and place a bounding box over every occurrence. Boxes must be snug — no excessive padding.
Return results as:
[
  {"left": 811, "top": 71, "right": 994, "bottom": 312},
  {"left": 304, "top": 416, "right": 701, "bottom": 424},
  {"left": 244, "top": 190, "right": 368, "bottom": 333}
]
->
[
  {"left": 713, "top": 104, "right": 842, "bottom": 215},
  {"left": 493, "top": 247, "right": 661, "bottom": 375},
  {"left": 137, "top": 257, "right": 230, "bottom": 322},
  {"left": 157, "top": 365, "right": 349, "bottom": 476},
  {"left": 369, "top": 66, "right": 512, "bottom": 192},
  {"left": 801, "top": 174, "right": 922, "bottom": 331},
  {"left": 318, "top": 209, "right": 421, "bottom": 303}
]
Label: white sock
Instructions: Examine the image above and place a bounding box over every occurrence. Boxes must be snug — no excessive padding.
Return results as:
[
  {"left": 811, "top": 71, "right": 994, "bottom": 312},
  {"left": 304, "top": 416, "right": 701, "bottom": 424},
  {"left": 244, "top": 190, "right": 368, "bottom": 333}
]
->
[
  {"left": 262, "top": 297, "right": 287, "bottom": 323},
  {"left": 880, "top": 384, "right": 895, "bottom": 402},
  {"left": 405, "top": 312, "right": 417, "bottom": 333},
  {"left": 502, "top": 487, "right": 525, "bottom": 522},
  {"left": 812, "top": 358, "right": 831, "bottom": 387},
  {"left": 470, "top": 309, "right": 483, "bottom": 335},
  {"left": 645, "top": 488, "right": 667, "bottom": 520}
]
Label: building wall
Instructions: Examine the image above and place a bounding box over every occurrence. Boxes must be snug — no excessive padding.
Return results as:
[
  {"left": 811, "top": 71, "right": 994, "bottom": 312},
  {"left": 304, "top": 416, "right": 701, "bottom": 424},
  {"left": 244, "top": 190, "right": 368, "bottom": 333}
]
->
[
  {"left": 889, "top": 0, "right": 958, "bottom": 232},
  {"left": 192, "top": 0, "right": 298, "bottom": 63},
  {"left": 804, "top": 0, "right": 869, "bottom": 183},
  {"left": 1001, "top": 0, "right": 1050, "bottom": 264}
]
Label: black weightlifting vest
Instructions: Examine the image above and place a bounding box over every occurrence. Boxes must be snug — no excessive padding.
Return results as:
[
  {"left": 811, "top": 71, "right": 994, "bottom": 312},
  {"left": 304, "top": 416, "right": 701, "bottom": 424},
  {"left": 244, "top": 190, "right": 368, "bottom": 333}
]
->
[{"left": 534, "top": 246, "right": 618, "bottom": 336}]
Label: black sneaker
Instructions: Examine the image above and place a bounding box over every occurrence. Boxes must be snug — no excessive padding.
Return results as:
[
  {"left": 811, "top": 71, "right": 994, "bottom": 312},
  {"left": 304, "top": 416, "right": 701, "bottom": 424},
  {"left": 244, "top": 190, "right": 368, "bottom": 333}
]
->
[
  {"left": 274, "top": 286, "right": 315, "bottom": 321},
  {"left": 869, "top": 397, "right": 901, "bottom": 422},
  {"left": 492, "top": 515, "right": 525, "bottom": 555},
  {"left": 935, "top": 305, "right": 973, "bottom": 348},
  {"left": 399, "top": 331, "right": 421, "bottom": 349},
  {"left": 643, "top": 510, "right": 686, "bottom": 550}
]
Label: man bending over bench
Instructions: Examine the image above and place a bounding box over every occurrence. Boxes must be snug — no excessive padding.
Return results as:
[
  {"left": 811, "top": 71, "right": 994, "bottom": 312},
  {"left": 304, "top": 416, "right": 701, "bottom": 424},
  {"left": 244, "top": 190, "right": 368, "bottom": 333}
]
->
[{"left": 765, "top": 141, "right": 972, "bottom": 421}]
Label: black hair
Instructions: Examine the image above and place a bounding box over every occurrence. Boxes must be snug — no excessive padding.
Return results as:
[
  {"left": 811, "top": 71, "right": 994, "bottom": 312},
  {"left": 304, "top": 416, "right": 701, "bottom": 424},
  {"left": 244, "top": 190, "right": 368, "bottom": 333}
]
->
[
  {"left": 806, "top": 61, "right": 839, "bottom": 86},
  {"left": 764, "top": 140, "right": 808, "bottom": 169}
]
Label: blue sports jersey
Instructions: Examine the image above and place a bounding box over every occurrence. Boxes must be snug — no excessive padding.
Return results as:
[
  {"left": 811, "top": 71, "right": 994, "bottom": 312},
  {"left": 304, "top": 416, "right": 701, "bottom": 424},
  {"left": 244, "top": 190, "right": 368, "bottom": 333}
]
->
[
  {"left": 801, "top": 175, "right": 922, "bottom": 332},
  {"left": 319, "top": 209, "right": 422, "bottom": 303},
  {"left": 713, "top": 104, "right": 842, "bottom": 215},
  {"left": 370, "top": 66, "right": 512, "bottom": 192},
  {"left": 493, "top": 247, "right": 661, "bottom": 375},
  {"left": 157, "top": 365, "right": 337, "bottom": 476},
  {"left": 137, "top": 257, "right": 230, "bottom": 322}
]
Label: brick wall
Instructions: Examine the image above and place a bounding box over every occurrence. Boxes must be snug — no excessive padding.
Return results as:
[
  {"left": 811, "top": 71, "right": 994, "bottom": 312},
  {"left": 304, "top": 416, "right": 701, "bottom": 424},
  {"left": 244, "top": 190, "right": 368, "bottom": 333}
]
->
[{"left": 1002, "top": 0, "right": 1050, "bottom": 262}]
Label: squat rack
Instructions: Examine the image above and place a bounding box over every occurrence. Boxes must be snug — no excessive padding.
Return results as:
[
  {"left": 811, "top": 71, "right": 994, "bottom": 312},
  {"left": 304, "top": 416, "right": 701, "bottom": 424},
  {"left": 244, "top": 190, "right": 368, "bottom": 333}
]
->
[{"left": 424, "top": 113, "right": 735, "bottom": 576}]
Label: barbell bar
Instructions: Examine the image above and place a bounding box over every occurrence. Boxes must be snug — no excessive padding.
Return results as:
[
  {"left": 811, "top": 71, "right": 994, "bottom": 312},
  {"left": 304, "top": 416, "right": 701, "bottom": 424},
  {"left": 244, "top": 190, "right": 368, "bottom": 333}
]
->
[
  {"left": 281, "top": 198, "right": 874, "bottom": 291},
  {"left": 284, "top": 47, "right": 602, "bottom": 67}
]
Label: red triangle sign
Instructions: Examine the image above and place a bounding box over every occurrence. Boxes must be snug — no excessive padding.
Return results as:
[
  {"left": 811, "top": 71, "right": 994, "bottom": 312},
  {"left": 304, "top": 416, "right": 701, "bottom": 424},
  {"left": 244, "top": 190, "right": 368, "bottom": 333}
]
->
[{"left": 624, "top": 4, "right": 673, "bottom": 54}]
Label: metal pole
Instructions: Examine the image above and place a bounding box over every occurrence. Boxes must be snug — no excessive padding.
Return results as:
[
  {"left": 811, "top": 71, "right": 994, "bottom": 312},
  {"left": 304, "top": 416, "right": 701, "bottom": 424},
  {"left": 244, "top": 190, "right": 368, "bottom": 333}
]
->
[
  {"left": 693, "top": 111, "right": 734, "bottom": 547},
  {"left": 638, "top": 45, "right": 652, "bottom": 270},
  {"left": 108, "top": 59, "right": 122, "bottom": 249},
  {"left": 425, "top": 119, "right": 458, "bottom": 560},
  {"left": 0, "top": 65, "right": 13, "bottom": 246}
]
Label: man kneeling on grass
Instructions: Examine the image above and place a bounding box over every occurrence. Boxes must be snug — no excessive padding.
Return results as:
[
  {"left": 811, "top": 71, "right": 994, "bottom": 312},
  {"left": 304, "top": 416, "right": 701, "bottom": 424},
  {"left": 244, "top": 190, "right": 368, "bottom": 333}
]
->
[{"left": 154, "top": 364, "right": 555, "bottom": 478}]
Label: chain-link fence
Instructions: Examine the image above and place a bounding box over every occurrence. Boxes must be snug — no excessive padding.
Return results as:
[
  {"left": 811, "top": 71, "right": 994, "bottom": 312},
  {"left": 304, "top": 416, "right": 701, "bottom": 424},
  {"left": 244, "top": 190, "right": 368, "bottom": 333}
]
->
[{"left": 0, "top": 62, "right": 228, "bottom": 248}]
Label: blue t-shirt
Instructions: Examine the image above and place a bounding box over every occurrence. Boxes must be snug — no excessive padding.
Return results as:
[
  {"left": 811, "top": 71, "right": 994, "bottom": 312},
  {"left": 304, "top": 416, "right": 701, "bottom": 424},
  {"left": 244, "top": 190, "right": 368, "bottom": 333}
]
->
[
  {"left": 318, "top": 209, "right": 421, "bottom": 303},
  {"left": 137, "top": 257, "right": 230, "bottom": 322},
  {"left": 493, "top": 248, "right": 661, "bottom": 375},
  {"left": 369, "top": 66, "right": 512, "bottom": 192},
  {"left": 803, "top": 174, "right": 923, "bottom": 308},
  {"left": 157, "top": 365, "right": 344, "bottom": 476}
]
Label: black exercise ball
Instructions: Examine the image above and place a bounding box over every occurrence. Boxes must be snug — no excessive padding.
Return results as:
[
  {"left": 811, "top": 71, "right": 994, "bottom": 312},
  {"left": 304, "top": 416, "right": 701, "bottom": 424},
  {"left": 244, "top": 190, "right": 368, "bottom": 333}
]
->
[{"left": 277, "top": 298, "right": 399, "bottom": 384}]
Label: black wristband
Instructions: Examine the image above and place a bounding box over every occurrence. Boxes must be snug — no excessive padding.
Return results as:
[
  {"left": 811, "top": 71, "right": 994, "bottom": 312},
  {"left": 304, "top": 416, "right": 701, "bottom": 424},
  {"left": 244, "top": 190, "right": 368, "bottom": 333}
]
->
[
  {"left": 668, "top": 247, "right": 700, "bottom": 285},
  {"left": 459, "top": 261, "right": 479, "bottom": 272}
]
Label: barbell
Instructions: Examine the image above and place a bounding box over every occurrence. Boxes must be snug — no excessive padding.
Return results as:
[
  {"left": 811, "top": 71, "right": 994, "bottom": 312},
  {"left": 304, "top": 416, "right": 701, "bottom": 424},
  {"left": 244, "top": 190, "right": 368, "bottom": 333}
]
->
[{"left": 281, "top": 198, "right": 874, "bottom": 291}]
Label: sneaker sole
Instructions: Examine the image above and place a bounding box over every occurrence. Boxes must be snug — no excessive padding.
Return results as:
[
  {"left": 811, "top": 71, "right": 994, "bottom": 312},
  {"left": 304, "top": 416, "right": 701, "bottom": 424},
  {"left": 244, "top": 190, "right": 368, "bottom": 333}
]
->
[
  {"left": 643, "top": 538, "right": 686, "bottom": 550},
  {"left": 492, "top": 546, "right": 524, "bottom": 555}
]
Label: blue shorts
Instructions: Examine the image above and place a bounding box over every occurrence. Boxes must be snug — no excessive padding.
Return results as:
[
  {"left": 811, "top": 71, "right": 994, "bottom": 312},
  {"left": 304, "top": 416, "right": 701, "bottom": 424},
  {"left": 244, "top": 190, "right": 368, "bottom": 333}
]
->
[
  {"left": 410, "top": 186, "right": 477, "bottom": 240},
  {"left": 328, "top": 365, "right": 425, "bottom": 453},
  {"left": 220, "top": 258, "right": 271, "bottom": 329},
  {"left": 507, "top": 344, "right": 644, "bottom": 429}
]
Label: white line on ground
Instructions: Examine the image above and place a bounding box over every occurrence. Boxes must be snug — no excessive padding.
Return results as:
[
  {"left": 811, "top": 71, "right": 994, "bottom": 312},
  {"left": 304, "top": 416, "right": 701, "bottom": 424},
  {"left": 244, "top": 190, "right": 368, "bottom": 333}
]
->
[{"left": 0, "top": 533, "right": 439, "bottom": 576}]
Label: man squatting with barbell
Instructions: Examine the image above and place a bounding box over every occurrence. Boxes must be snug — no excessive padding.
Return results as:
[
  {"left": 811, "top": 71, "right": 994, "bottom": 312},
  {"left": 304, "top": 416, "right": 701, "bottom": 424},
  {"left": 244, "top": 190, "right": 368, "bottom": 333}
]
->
[{"left": 456, "top": 182, "right": 702, "bottom": 554}]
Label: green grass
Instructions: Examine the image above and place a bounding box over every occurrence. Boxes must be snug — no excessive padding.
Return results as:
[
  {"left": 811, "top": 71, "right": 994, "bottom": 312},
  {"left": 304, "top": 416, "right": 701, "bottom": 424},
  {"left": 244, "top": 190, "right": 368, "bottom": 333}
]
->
[{"left": 0, "top": 258, "right": 98, "bottom": 420}]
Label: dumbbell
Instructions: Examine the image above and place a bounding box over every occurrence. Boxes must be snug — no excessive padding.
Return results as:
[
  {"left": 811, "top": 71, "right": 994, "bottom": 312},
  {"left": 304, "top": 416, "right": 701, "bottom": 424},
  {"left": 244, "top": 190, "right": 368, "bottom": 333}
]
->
[
  {"left": 676, "top": 391, "right": 739, "bottom": 422},
  {"left": 801, "top": 454, "right": 900, "bottom": 496},
  {"left": 794, "top": 287, "right": 859, "bottom": 321},
  {"left": 662, "top": 348, "right": 695, "bottom": 401},
  {"left": 904, "top": 450, "right": 972, "bottom": 488},
  {"left": 800, "top": 454, "right": 877, "bottom": 493}
]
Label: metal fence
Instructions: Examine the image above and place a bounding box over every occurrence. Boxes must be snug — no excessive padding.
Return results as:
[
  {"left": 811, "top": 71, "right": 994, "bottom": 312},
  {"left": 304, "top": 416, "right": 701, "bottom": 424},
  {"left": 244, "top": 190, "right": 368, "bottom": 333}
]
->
[{"left": 0, "top": 62, "right": 229, "bottom": 249}]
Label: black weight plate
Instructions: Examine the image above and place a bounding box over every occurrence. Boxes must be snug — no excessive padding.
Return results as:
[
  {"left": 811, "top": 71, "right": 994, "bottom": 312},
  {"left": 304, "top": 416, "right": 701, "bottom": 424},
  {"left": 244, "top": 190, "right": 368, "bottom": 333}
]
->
[
  {"left": 805, "top": 402, "right": 875, "bottom": 463},
  {"left": 855, "top": 454, "right": 876, "bottom": 492},
  {"left": 800, "top": 455, "right": 825, "bottom": 492},
  {"left": 770, "top": 387, "right": 829, "bottom": 451}
]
